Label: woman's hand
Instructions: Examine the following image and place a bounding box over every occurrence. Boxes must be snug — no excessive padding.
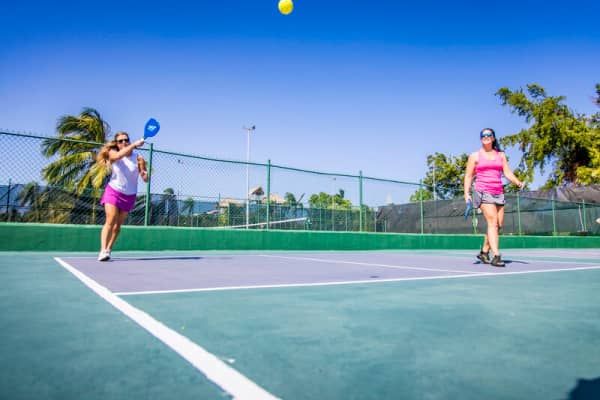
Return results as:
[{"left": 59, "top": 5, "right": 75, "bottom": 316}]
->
[{"left": 137, "top": 155, "right": 148, "bottom": 182}]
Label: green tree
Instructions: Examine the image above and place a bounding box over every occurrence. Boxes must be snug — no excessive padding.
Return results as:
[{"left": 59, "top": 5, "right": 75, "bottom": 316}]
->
[
  {"left": 41, "top": 107, "right": 111, "bottom": 223},
  {"left": 17, "top": 182, "right": 45, "bottom": 222},
  {"left": 41, "top": 107, "right": 111, "bottom": 193},
  {"left": 309, "top": 190, "right": 352, "bottom": 209},
  {"left": 332, "top": 189, "right": 352, "bottom": 209},
  {"left": 284, "top": 192, "right": 304, "bottom": 208},
  {"left": 409, "top": 187, "right": 433, "bottom": 203},
  {"left": 410, "top": 152, "right": 469, "bottom": 202},
  {"left": 574, "top": 84, "right": 600, "bottom": 183},
  {"left": 496, "top": 83, "right": 598, "bottom": 187}
]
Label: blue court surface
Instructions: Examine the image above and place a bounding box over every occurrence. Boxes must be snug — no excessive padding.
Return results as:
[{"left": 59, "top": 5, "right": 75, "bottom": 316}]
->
[{"left": 2, "top": 249, "right": 600, "bottom": 399}]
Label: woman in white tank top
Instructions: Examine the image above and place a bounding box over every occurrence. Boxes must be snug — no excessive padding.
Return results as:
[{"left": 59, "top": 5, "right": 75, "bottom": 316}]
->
[{"left": 96, "top": 132, "right": 148, "bottom": 261}]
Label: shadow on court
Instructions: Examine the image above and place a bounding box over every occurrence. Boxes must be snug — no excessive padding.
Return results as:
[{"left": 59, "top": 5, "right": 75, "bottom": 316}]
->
[
  {"left": 565, "top": 377, "right": 600, "bottom": 400},
  {"left": 473, "top": 259, "right": 530, "bottom": 265},
  {"left": 112, "top": 256, "right": 231, "bottom": 261}
]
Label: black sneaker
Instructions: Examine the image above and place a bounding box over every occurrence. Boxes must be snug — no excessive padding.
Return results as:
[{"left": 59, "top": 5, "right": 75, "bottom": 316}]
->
[
  {"left": 476, "top": 250, "right": 491, "bottom": 264},
  {"left": 491, "top": 255, "right": 505, "bottom": 267}
]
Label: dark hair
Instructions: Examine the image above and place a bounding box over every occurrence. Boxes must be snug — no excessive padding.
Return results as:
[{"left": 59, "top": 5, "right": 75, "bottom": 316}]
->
[{"left": 480, "top": 128, "right": 502, "bottom": 152}]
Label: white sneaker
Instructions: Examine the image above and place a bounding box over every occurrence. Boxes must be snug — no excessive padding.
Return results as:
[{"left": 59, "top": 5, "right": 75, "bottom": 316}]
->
[{"left": 97, "top": 250, "right": 110, "bottom": 262}]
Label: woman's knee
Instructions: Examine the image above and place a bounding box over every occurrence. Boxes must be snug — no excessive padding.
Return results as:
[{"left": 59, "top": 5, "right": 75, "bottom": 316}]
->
[
  {"left": 486, "top": 218, "right": 499, "bottom": 229},
  {"left": 104, "top": 219, "right": 118, "bottom": 228}
]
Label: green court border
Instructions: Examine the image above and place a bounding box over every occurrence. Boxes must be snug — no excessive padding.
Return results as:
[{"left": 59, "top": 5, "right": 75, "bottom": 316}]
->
[{"left": 1, "top": 222, "right": 598, "bottom": 251}]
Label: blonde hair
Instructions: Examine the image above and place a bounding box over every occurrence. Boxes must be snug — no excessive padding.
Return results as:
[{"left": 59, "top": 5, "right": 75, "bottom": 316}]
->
[{"left": 97, "top": 131, "right": 130, "bottom": 164}]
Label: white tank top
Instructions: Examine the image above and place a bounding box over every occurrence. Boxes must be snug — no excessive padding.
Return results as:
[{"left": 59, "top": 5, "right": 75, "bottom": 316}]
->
[{"left": 108, "top": 152, "right": 139, "bottom": 195}]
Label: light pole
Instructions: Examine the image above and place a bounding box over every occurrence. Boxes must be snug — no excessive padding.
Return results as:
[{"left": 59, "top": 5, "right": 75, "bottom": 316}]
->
[{"left": 243, "top": 125, "right": 255, "bottom": 228}]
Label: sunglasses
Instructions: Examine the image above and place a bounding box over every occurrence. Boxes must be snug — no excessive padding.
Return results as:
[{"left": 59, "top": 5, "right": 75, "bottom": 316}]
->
[
  {"left": 480, "top": 133, "right": 493, "bottom": 138},
  {"left": 117, "top": 138, "right": 130, "bottom": 144}
]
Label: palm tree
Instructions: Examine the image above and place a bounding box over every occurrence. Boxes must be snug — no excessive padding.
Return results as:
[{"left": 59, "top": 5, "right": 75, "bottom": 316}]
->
[
  {"left": 17, "top": 181, "right": 44, "bottom": 222},
  {"left": 16, "top": 182, "right": 74, "bottom": 224},
  {"left": 181, "top": 197, "right": 195, "bottom": 226},
  {"left": 41, "top": 107, "right": 111, "bottom": 223},
  {"left": 42, "top": 107, "right": 110, "bottom": 191}
]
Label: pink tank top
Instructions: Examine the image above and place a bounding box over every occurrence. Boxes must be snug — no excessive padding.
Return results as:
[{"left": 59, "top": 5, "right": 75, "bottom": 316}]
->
[{"left": 474, "top": 149, "right": 503, "bottom": 194}]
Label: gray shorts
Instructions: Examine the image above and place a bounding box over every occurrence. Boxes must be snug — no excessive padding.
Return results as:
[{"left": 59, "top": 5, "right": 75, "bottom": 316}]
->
[{"left": 473, "top": 191, "right": 505, "bottom": 209}]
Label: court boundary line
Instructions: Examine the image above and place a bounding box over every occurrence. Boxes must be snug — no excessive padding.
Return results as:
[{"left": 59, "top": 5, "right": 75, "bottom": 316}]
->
[
  {"left": 259, "top": 254, "right": 480, "bottom": 274},
  {"left": 54, "top": 257, "right": 279, "bottom": 400},
  {"left": 115, "top": 264, "right": 600, "bottom": 296}
]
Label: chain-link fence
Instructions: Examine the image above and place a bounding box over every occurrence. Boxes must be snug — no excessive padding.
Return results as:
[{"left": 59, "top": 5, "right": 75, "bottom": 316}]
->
[{"left": 1, "top": 130, "right": 599, "bottom": 235}]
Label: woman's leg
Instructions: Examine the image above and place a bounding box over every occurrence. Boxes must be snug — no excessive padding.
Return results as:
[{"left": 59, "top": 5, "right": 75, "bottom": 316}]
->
[
  {"left": 482, "top": 205, "right": 504, "bottom": 252},
  {"left": 481, "top": 234, "right": 490, "bottom": 253},
  {"left": 480, "top": 203, "right": 500, "bottom": 256},
  {"left": 107, "top": 210, "right": 129, "bottom": 251},
  {"left": 101, "top": 204, "right": 119, "bottom": 251},
  {"left": 497, "top": 204, "right": 505, "bottom": 232}
]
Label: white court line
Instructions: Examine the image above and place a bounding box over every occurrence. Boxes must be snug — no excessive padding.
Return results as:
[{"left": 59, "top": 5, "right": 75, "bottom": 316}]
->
[
  {"left": 115, "top": 264, "right": 600, "bottom": 296},
  {"left": 259, "top": 254, "right": 480, "bottom": 274},
  {"left": 54, "top": 257, "right": 279, "bottom": 400}
]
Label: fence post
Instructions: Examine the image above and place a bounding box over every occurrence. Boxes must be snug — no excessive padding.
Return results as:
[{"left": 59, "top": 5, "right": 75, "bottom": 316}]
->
[
  {"left": 419, "top": 180, "right": 424, "bottom": 234},
  {"left": 266, "top": 159, "right": 271, "bottom": 229},
  {"left": 516, "top": 191, "right": 522, "bottom": 235},
  {"left": 374, "top": 211, "right": 377, "bottom": 232},
  {"left": 144, "top": 143, "right": 154, "bottom": 226},
  {"left": 551, "top": 195, "right": 557, "bottom": 236},
  {"left": 359, "top": 170, "right": 363, "bottom": 232},
  {"left": 345, "top": 209, "right": 348, "bottom": 231},
  {"left": 582, "top": 200, "right": 587, "bottom": 232},
  {"left": 6, "top": 179, "right": 11, "bottom": 222}
]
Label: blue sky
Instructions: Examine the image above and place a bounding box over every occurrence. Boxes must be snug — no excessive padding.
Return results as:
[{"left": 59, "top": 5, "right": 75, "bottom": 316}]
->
[{"left": 1, "top": 0, "right": 599, "bottom": 188}]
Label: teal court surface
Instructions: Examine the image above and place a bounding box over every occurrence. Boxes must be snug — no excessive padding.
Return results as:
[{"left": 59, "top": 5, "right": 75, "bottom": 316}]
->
[{"left": 1, "top": 249, "right": 600, "bottom": 400}]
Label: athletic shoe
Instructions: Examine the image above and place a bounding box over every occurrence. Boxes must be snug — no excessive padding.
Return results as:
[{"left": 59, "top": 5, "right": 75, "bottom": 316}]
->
[
  {"left": 491, "top": 255, "right": 505, "bottom": 267},
  {"left": 476, "top": 250, "right": 491, "bottom": 264},
  {"left": 97, "top": 250, "right": 110, "bottom": 262}
]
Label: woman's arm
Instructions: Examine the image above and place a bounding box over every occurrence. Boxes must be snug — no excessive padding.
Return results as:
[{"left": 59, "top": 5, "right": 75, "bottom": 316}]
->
[
  {"left": 463, "top": 152, "right": 477, "bottom": 202},
  {"left": 501, "top": 153, "right": 523, "bottom": 188},
  {"left": 108, "top": 139, "right": 145, "bottom": 162},
  {"left": 137, "top": 154, "right": 149, "bottom": 183},
  {"left": 464, "top": 153, "right": 477, "bottom": 202}
]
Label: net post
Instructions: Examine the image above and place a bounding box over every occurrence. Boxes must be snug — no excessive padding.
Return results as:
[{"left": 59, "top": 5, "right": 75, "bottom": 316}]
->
[
  {"left": 266, "top": 159, "right": 271, "bottom": 230},
  {"left": 144, "top": 142, "right": 154, "bottom": 226},
  {"left": 419, "top": 180, "right": 424, "bottom": 234},
  {"left": 517, "top": 191, "right": 522, "bottom": 235},
  {"left": 551, "top": 194, "right": 557, "bottom": 236},
  {"left": 359, "top": 170, "right": 363, "bottom": 232}
]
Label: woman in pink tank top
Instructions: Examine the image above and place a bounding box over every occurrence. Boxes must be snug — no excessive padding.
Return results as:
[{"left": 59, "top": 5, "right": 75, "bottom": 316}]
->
[{"left": 464, "top": 128, "right": 523, "bottom": 267}]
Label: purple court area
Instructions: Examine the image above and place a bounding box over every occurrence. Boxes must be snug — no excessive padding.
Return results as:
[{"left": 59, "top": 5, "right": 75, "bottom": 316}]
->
[{"left": 60, "top": 250, "right": 600, "bottom": 294}]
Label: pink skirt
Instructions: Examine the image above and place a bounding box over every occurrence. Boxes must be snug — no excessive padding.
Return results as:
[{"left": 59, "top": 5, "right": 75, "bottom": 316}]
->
[{"left": 100, "top": 184, "right": 137, "bottom": 212}]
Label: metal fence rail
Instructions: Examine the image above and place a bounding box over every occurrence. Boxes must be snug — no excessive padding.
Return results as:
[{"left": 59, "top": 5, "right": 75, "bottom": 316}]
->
[{"left": 1, "top": 130, "right": 599, "bottom": 235}]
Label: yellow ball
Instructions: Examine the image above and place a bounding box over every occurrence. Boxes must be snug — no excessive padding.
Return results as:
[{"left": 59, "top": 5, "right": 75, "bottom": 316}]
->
[{"left": 278, "top": 0, "right": 294, "bottom": 15}]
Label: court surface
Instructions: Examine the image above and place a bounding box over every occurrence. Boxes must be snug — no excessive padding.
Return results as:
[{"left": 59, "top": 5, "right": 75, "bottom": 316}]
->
[{"left": 2, "top": 249, "right": 600, "bottom": 399}]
